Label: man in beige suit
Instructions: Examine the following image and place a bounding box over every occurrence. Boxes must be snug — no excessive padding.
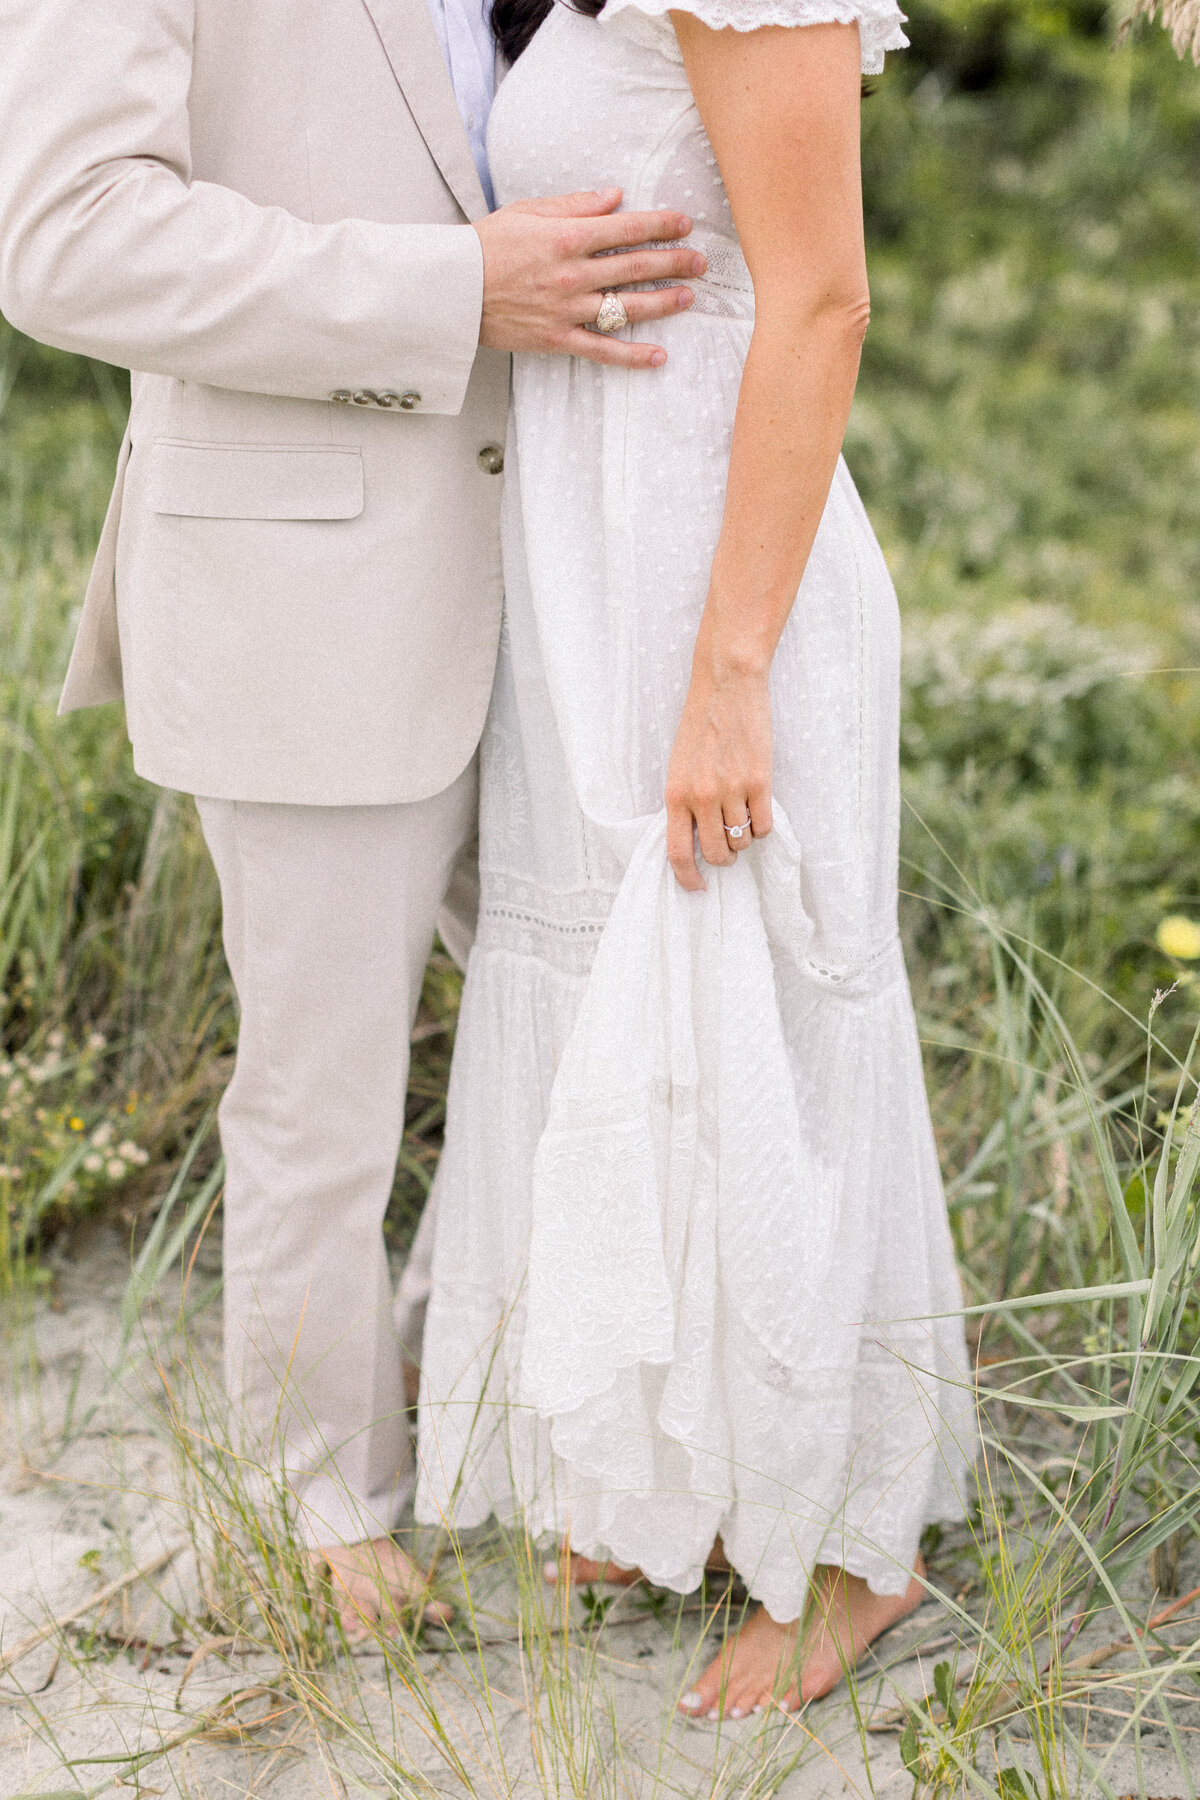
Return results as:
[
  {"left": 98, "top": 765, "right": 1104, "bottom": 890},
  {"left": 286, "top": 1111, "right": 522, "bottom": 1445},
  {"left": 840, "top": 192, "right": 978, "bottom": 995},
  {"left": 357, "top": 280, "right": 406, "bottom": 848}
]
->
[{"left": 0, "top": 0, "right": 704, "bottom": 1631}]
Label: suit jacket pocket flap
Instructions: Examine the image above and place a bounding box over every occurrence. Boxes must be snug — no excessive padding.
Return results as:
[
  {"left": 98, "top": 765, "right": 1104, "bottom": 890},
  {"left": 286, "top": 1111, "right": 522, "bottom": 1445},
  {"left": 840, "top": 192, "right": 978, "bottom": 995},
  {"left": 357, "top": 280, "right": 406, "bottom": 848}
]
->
[{"left": 147, "top": 441, "right": 364, "bottom": 520}]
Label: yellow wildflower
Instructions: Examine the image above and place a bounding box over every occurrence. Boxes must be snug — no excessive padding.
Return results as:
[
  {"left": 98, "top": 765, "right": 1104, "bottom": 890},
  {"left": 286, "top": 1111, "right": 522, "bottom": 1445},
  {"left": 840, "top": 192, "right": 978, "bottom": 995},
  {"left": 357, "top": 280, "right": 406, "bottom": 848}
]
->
[
  {"left": 68, "top": 1116, "right": 85, "bottom": 1132},
  {"left": 1157, "top": 915, "right": 1200, "bottom": 960}
]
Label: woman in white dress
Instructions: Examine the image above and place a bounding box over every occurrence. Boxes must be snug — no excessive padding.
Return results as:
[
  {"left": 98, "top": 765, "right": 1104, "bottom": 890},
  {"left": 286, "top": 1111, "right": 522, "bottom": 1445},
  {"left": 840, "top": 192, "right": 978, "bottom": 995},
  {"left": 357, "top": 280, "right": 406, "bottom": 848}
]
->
[{"left": 416, "top": 0, "right": 972, "bottom": 1718}]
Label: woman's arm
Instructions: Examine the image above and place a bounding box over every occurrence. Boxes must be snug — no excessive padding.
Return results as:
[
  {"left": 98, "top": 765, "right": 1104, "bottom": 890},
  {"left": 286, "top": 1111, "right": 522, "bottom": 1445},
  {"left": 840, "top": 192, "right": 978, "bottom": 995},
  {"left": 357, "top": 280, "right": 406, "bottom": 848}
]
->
[{"left": 664, "top": 17, "right": 869, "bottom": 887}]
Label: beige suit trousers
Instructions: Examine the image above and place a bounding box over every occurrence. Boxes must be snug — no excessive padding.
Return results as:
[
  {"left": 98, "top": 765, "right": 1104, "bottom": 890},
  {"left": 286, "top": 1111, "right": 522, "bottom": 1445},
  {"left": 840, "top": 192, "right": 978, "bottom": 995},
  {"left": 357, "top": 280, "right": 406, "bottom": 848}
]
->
[{"left": 196, "top": 767, "right": 476, "bottom": 1547}]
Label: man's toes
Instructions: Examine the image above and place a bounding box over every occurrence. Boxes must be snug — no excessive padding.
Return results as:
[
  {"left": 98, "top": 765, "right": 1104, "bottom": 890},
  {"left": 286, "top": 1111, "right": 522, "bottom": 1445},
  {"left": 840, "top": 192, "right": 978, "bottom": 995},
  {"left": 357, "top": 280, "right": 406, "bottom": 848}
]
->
[{"left": 337, "top": 1599, "right": 377, "bottom": 1641}]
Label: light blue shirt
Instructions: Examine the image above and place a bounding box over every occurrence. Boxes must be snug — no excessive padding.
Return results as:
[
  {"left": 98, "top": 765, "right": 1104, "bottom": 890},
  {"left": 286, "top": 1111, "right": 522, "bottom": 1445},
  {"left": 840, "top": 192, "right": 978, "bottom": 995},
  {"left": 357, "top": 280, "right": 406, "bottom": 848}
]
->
[{"left": 423, "top": 0, "right": 497, "bottom": 210}]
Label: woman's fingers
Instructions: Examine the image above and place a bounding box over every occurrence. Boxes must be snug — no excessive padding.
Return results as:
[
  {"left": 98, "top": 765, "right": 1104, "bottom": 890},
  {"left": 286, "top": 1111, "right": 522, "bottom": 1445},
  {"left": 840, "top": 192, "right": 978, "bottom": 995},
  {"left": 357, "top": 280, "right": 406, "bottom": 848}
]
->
[
  {"left": 695, "top": 800, "right": 736, "bottom": 870},
  {"left": 746, "top": 778, "right": 773, "bottom": 841},
  {"left": 721, "top": 800, "right": 753, "bottom": 850},
  {"left": 667, "top": 806, "right": 705, "bottom": 892},
  {"left": 668, "top": 786, "right": 775, "bottom": 887}
]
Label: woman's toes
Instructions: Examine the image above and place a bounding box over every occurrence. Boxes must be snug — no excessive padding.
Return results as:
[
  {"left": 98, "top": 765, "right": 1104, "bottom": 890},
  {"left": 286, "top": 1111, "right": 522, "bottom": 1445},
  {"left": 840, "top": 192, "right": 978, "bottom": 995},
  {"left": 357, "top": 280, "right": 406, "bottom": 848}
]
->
[
  {"left": 679, "top": 1677, "right": 723, "bottom": 1718},
  {"left": 723, "top": 1681, "right": 757, "bottom": 1720}
]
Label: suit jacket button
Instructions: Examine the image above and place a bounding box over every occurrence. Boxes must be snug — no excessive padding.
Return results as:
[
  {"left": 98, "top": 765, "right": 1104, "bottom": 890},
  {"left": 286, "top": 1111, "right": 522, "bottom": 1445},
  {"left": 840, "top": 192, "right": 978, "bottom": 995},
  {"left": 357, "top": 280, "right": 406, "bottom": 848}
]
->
[
  {"left": 398, "top": 392, "right": 421, "bottom": 410},
  {"left": 351, "top": 389, "right": 377, "bottom": 406},
  {"left": 477, "top": 444, "right": 504, "bottom": 474},
  {"left": 330, "top": 390, "right": 353, "bottom": 403}
]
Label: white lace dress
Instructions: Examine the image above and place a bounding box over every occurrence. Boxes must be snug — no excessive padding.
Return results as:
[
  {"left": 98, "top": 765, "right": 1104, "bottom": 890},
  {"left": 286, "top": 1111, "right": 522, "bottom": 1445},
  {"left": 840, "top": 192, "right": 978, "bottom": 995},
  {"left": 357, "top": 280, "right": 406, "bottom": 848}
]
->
[{"left": 414, "top": 0, "right": 973, "bottom": 1622}]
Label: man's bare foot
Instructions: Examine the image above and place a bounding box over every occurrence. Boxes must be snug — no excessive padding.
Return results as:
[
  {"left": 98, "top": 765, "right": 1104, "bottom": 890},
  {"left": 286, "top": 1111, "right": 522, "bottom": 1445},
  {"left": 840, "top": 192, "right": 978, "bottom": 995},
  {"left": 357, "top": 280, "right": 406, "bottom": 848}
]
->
[
  {"left": 308, "top": 1536, "right": 452, "bottom": 1641},
  {"left": 678, "top": 1557, "right": 926, "bottom": 1721},
  {"left": 544, "top": 1537, "right": 733, "bottom": 1589}
]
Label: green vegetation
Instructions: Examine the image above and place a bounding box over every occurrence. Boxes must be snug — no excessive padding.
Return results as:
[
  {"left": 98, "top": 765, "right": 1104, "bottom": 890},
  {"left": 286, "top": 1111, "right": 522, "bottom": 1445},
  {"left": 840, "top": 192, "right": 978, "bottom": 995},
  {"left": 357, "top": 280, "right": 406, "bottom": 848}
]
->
[{"left": 1, "top": 2, "right": 1199, "bottom": 1788}]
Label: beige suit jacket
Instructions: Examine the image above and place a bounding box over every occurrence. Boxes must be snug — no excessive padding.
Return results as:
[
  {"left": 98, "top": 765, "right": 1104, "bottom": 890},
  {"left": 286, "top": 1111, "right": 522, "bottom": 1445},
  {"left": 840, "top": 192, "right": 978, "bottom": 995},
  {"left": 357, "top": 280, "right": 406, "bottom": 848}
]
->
[{"left": 0, "top": 0, "right": 509, "bottom": 804}]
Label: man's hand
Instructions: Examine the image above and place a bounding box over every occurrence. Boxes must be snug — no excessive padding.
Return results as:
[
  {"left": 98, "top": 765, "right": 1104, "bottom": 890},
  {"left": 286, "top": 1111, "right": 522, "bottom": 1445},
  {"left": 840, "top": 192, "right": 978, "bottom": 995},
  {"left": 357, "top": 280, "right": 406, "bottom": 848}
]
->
[{"left": 474, "top": 186, "right": 706, "bottom": 368}]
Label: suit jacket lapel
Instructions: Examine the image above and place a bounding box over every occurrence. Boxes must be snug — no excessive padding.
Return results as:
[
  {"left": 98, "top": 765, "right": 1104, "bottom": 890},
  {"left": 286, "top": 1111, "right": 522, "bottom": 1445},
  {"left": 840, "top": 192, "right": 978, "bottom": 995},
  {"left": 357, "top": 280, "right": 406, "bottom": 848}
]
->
[{"left": 361, "top": 0, "right": 491, "bottom": 222}]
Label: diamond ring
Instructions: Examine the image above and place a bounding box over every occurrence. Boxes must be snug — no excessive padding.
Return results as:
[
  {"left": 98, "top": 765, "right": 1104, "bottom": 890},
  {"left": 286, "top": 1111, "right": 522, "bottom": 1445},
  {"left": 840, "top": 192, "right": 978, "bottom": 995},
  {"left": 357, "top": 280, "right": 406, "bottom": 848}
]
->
[
  {"left": 724, "top": 817, "right": 752, "bottom": 843},
  {"left": 594, "top": 291, "right": 628, "bottom": 335}
]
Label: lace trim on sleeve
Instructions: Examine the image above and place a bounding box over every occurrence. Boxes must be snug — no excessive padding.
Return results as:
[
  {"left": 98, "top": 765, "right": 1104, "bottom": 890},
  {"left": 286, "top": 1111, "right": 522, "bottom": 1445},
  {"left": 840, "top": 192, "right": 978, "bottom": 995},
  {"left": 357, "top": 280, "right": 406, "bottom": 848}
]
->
[{"left": 598, "top": 0, "right": 908, "bottom": 73}]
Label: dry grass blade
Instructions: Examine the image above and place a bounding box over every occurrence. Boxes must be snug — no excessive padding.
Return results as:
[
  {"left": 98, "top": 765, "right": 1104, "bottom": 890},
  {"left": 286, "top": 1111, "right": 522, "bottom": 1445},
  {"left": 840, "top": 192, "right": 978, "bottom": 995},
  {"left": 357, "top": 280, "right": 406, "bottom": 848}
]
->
[
  {"left": 174, "top": 1632, "right": 246, "bottom": 1706},
  {"left": 0, "top": 1540, "right": 187, "bottom": 1679}
]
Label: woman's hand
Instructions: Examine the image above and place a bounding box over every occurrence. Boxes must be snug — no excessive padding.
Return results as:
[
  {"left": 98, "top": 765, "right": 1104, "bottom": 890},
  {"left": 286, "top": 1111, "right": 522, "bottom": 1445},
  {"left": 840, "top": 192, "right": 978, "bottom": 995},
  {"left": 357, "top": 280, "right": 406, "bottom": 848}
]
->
[{"left": 665, "top": 625, "right": 774, "bottom": 891}]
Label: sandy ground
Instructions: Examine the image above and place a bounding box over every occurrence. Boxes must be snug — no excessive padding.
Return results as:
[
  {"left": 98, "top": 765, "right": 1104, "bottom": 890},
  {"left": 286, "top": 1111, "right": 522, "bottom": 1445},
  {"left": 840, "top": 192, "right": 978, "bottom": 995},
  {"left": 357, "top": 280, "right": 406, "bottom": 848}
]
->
[{"left": 1, "top": 1221, "right": 1197, "bottom": 1800}]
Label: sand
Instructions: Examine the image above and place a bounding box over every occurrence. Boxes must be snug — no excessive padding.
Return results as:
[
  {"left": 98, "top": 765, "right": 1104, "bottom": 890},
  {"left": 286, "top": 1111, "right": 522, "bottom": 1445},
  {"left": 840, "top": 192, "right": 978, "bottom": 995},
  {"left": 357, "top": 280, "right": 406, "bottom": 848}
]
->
[{"left": 0, "top": 1220, "right": 1196, "bottom": 1799}]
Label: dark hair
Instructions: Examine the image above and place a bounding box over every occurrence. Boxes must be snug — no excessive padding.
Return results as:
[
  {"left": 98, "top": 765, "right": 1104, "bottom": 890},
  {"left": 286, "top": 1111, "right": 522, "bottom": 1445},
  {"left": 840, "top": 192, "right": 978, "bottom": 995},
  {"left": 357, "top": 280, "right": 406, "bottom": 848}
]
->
[{"left": 492, "top": 0, "right": 600, "bottom": 64}]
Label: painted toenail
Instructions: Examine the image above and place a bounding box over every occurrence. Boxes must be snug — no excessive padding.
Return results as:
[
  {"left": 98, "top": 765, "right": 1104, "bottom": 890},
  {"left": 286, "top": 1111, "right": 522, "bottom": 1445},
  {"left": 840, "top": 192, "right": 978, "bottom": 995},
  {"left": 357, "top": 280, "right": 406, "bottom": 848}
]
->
[
  {"left": 730, "top": 1707, "right": 746, "bottom": 1719},
  {"left": 752, "top": 1704, "right": 764, "bottom": 1714},
  {"left": 680, "top": 1691, "right": 701, "bottom": 1710},
  {"left": 706, "top": 1709, "right": 719, "bottom": 1720},
  {"left": 542, "top": 1560, "right": 559, "bottom": 1582}
]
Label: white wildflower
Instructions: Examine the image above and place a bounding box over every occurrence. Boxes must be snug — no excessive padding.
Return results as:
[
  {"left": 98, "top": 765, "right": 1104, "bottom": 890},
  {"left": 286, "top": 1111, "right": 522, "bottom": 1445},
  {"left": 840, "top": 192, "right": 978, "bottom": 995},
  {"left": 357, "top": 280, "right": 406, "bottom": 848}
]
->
[
  {"left": 106, "top": 1158, "right": 128, "bottom": 1181},
  {"left": 90, "top": 1120, "right": 114, "bottom": 1149}
]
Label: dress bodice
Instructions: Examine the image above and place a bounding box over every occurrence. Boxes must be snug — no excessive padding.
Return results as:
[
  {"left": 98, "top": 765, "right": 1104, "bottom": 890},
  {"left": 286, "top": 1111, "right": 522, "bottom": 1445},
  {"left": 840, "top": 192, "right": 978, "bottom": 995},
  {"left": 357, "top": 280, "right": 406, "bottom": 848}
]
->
[
  {"left": 488, "top": 3, "right": 737, "bottom": 238},
  {"left": 487, "top": 0, "right": 908, "bottom": 284}
]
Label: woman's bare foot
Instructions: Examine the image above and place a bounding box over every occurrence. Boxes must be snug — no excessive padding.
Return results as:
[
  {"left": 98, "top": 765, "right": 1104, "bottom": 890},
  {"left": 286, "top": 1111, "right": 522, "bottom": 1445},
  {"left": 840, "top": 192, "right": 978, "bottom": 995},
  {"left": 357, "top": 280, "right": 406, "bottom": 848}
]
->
[
  {"left": 678, "top": 1557, "right": 926, "bottom": 1721},
  {"left": 544, "top": 1548, "right": 643, "bottom": 1587},
  {"left": 544, "top": 1537, "right": 733, "bottom": 1589},
  {"left": 308, "top": 1537, "right": 452, "bottom": 1641}
]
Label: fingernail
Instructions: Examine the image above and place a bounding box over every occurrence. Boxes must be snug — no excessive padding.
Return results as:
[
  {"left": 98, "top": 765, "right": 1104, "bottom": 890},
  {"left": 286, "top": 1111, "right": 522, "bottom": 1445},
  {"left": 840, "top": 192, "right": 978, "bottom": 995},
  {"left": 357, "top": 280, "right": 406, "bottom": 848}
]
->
[
  {"left": 691, "top": 254, "right": 707, "bottom": 274},
  {"left": 677, "top": 289, "right": 694, "bottom": 309},
  {"left": 678, "top": 214, "right": 694, "bottom": 233},
  {"left": 680, "top": 1691, "right": 702, "bottom": 1710},
  {"left": 650, "top": 350, "right": 667, "bottom": 367}
]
